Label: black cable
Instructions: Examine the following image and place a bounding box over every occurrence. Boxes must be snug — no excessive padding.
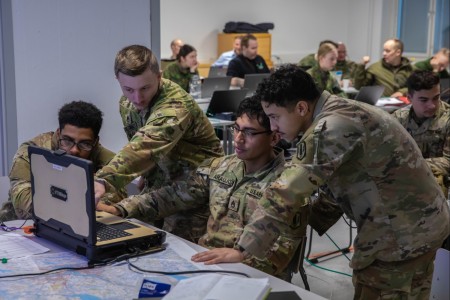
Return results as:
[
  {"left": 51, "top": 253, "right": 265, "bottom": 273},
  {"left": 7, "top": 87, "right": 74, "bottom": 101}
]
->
[
  {"left": 341, "top": 216, "right": 357, "bottom": 229},
  {"left": 0, "top": 219, "right": 29, "bottom": 232},
  {"left": 0, "top": 265, "right": 96, "bottom": 279}
]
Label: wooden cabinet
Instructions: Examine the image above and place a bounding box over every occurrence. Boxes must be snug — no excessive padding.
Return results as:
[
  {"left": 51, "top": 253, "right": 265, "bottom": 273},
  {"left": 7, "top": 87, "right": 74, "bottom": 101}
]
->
[{"left": 217, "top": 33, "right": 273, "bottom": 68}]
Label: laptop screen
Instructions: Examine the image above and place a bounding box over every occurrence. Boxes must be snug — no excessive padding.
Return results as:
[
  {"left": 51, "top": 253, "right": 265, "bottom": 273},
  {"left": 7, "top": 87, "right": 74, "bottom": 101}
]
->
[{"left": 29, "top": 146, "right": 95, "bottom": 244}]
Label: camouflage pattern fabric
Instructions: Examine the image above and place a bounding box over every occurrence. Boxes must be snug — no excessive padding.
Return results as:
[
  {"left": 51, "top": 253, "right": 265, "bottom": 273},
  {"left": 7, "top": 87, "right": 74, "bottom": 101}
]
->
[
  {"left": 393, "top": 100, "right": 450, "bottom": 196},
  {"left": 354, "top": 57, "right": 413, "bottom": 96},
  {"left": 352, "top": 250, "right": 436, "bottom": 299},
  {"left": 335, "top": 59, "right": 357, "bottom": 80},
  {"left": 413, "top": 57, "right": 450, "bottom": 79},
  {"left": 242, "top": 91, "right": 449, "bottom": 276},
  {"left": 162, "top": 61, "right": 198, "bottom": 92},
  {"left": 0, "top": 131, "right": 123, "bottom": 222},
  {"left": 307, "top": 66, "right": 346, "bottom": 97},
  {"left": 298, "top": 53, "right": 316, "bottom": 70},
  {"left": 112, "top": 148, "right": 309, "bottom": 279},
  {"left": 96, "top": 78, "right": 224, "bottom": 242}
]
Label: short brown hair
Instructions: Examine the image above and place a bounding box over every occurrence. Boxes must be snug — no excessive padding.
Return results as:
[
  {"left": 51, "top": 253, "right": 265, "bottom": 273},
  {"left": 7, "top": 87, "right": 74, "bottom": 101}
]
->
[
  {"left": 114, "top": 45, "right": 160, "bottom": 77},
  {"left": 240, "top": 34, "right": 257, "bottom": 49}
]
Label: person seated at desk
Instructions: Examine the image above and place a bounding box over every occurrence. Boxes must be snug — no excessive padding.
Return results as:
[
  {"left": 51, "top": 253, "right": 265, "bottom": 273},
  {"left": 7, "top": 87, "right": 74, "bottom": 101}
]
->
[
  {"left": 227, "top": 34, "right": 270, "bottom": 88},
  {"left": 169, "top": 38, "right": 184, "bottom": 60},
  {"left": 307, "top": 42, "right": 346, "bottom": 97},
  {"left": 94, "top": 45, "right": 224, "bottom": 243},
  {"left": 211, "top": 36, "right": 242, "bottom": 68},
  {"left": 0, "top": 101, "right": 125, "bottom": 222},
  {"left": 96, "top": 97, "right": 309, "bottom": 281},
  {"left": 393, "top": 70, "right": 450, "bottom": 196},
  {"left": 163, "top": 44, "right": 199, "bottom": 93},
  {"left": 335, "top": 42, "right": 357, "bottom": 83},
  {"left": 413, "top": 48, "right": 450, "bottom": 79},
  {"left": 354, "top": 38, "right": 413, "bottom": 97},
  {"left": 298, "top": 39, "right": 338, "bottom": 71}
]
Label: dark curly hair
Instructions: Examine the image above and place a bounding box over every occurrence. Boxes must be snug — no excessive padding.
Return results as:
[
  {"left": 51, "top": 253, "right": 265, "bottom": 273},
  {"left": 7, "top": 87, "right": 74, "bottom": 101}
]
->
[
  {"left": 236, "top": 96, "right": 271, "bottom": 131},
  {"left": 255, "top": 64, "right": 320, "bottom": 109},
  {"left": 58, "top": 101, "right": 103, "bottom": 137},
  {"left": 407, "top": 70, "right": 440, "bottom": 96}
]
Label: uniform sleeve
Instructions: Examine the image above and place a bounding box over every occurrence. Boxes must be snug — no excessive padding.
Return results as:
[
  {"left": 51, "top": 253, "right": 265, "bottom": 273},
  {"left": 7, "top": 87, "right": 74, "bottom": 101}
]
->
[
  {"left": 96, "top": 107, "right": 192, "bottom": 190},
  {"left": 113, "top": 158, "right": 214, "bottom": 219},
  {"left": 427, "top": 126, "right": 450, "bottom": 177},
  {"left": 237, "top": 117, "right": 364, "bottom": 258},
  {"left": 8, "top": 144, "right": 33, "bottom": 219},
  {"left": 353, "top": 63, "right": 374, "bottom": 90}
]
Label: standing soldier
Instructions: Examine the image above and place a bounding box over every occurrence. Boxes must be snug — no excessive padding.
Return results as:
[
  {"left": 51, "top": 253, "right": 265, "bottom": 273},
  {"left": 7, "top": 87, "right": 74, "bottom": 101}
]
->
[
  {"left": 254, "top": 64, "right": 449, "bottom": 299},
  {"left": 94, "top": 45, "right": 224, "bottom": 243}
]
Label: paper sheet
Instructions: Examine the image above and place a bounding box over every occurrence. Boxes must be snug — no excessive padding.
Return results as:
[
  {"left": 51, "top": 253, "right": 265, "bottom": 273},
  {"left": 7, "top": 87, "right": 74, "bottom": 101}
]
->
[{"left": 0, "top": 233, "right": 49, "bottom": 259}]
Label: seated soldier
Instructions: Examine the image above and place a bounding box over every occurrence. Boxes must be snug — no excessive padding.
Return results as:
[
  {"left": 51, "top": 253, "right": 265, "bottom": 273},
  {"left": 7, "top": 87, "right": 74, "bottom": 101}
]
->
[
  {"left": 393, "top": 70, "right": 450, "bottom": 196},
  {"left": 0, "top": 101, "right": 125, "bottom": 222},
  {"left": 97, "top": 96, "right": 309, "bottom": 281}
]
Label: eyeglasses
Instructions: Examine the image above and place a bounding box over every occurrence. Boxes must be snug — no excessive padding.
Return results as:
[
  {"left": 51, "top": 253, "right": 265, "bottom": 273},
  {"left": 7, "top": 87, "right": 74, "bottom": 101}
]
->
[
  {"left": 230, "top": 125, "right": 271, "bottom": 139},
  {"left": 59, "top": 137, "right": 96, "bottom": 152}
]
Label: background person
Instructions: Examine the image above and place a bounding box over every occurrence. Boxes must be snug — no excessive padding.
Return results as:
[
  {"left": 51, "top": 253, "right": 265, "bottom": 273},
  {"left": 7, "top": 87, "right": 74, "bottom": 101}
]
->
[
  {"left": 94, "top": 45, "right": 224, "bottom": 243},
  {"left": 169, "top": 38, "right": 184, "bottom": 60},
  {"left": 0, "top": 101, "right": 124, "bottom": 222},
  {"left": 354, "top": 38, "right": 413, "bottom": 97},
  {"left": 227, "top": 34, "right": 270, "bottom": 88},
  {"left": 307, "top": 42, "right": 345, "bottom": 97},
  {"left": 162, "top": 44, "right": 199, "bottom": 92},
  {"left": 211, "top": 36, "right": 242, "bottom": 67},
  {"left": 413, "top": 48, "right": 450, "bottom": 79}
]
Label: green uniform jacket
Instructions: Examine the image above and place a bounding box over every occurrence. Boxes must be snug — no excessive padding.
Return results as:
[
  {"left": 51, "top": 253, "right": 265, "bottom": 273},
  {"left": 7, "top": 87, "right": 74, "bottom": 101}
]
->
[
  {"left": 298, "top": 53, "right": 316, "bottom": 70},
  {"left": 96, "top": 78, "right": 224, "bottom": 241},
  {"left": 413, "top": 57, "right": 450, "bottom": 79},
  {"left": 1, "top": 131, "right": 121, "bottom": 221},
  {"left": 393, "top": 100, "right": 450, "bottom": 181},
  {"left": 335, "top": 59, "right": 357, "bottom": 80},
  {"left": 354, "top": 57, "right": 413, "bottom": 97},
  {"left": 307, "top": 66, "right": 346, "bottom": 97},
  {"left": 240, "top": 91, "right": 449, "bottom": 270},
  {"left": 162, "top": 61, "right": 199, "bottom": 92},
  {"left": 113, "top": 148, "right": 309, "bottom": 278}
]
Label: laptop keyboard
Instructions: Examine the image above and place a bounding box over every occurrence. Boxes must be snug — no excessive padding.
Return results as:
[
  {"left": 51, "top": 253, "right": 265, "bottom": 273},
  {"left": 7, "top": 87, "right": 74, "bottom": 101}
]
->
[{"left": 96, "top": 221, "right": 136, "bottom": 242}]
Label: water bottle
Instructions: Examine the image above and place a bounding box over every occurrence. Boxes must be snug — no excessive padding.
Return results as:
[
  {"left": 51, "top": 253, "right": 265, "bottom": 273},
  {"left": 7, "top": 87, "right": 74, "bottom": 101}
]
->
[{"left": 189, "top": 75, "right": 201, "bottom": 99}]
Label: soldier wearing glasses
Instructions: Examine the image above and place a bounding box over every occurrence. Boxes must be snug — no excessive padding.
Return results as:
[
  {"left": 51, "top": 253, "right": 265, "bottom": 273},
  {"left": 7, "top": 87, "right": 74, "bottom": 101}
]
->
[
  {"left": 96, "top": 97, "right": 309, "bottom": 281},
  {"left": 0, "top": 101, "right": 124, "bottom": 222}
]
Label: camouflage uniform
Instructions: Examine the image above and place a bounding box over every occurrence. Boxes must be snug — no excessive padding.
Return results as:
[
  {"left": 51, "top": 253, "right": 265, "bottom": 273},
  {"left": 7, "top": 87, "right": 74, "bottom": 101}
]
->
[
  {"left": 162, "top": 61, "right": 198, "bottom": 92},
  {"left": 111, "top": 148, "right": 309, "bottom": 280},
  {"left": 354, "top": 57, "right": 413, "bottom": 97},
  {"left": 393, "top": 100, "right": 450, "bottom": 196},
  {"left": 335, "top": 59, "right": 357, "bottom": 80},
  {"left": 307, "top": 66, "right": 346, "bottom": 97},
  {"left": 298, "top": 53, "right": 316, "bottom": 70},
  {"left": 246, "top": 91, "right": 450, "bottom": 297},
  {"left": 96, "top": 78, "right": 224, "bottom": 242},
  {"left": 0, "top": 131, "right": 122, "bottom": 222},
  {"left": 413, "top": 57, "right": 450, "bottom": 79}
]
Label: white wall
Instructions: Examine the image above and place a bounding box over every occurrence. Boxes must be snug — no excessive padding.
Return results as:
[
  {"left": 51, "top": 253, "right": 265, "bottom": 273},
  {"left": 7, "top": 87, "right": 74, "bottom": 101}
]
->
[
  {"left": 11, "top": 0, "right": 152, "bottom": 152},
  {"left": 160, "top": 0, "right": 388, "bottom": 65}
]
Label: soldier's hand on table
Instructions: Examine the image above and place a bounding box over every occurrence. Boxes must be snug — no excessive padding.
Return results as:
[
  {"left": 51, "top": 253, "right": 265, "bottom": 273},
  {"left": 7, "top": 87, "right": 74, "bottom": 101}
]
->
[{"left": 191, "top": 248, "right": 244, "bottom": 265}]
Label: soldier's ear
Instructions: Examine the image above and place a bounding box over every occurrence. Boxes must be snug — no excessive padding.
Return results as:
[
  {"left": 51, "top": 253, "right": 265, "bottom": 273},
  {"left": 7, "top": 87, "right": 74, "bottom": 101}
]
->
[{"left": 296, "top": 101, "right": 309, "bottom": 117}]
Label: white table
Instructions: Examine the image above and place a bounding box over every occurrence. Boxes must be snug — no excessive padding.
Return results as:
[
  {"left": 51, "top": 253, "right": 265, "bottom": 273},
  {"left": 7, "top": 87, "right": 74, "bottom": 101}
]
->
[{"left": 0, "top": 220, "right": 325, "bottom": 299}]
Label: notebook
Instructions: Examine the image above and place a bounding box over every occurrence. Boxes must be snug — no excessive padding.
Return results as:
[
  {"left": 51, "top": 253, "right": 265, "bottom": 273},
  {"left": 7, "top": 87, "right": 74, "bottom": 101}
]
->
[
  {"left": 243, "top": 73, "right": 271, "bottom": 96},
  {"left": 206, "top": 89, "right": 249, "bottom": 117},
  {"left": 355, "top": 85, "right": 385, "bottom": 105},
  {"left": 208, "top": 66, "right": 228, "bottom": 77},
  {"left": 201, "top": 76, "right": 232, "bottom": 98},
  {"left": 28, "top": 145, "right": 166, "bottom": 262}
]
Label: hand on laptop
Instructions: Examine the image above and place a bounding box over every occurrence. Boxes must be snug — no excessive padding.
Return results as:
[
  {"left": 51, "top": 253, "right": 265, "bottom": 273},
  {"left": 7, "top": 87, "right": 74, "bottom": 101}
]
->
[
  {"left": 96, "top": 201, "right": 121, "bottom": 216},
  {"left": 94, "top": 180, "right": 106, "bottom": 205}
]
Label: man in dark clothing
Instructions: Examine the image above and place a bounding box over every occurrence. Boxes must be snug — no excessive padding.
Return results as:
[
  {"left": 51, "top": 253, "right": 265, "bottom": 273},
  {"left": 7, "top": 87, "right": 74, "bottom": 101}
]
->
[{"left": 227, "top": 34, "right": 270, "bottom": 88}]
